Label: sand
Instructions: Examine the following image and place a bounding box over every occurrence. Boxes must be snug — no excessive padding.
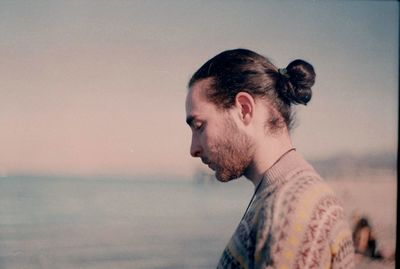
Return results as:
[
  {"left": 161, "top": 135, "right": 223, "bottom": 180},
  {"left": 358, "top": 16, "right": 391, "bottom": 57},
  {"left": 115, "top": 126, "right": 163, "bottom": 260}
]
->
[{"left": 326, "top": 173, "right": 396, "bottom": 269}]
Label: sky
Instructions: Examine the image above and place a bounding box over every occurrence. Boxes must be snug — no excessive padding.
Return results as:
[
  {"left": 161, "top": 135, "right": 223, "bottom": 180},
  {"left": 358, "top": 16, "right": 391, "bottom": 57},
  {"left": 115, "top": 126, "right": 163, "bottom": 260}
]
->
[{"left": 0, "top": 1, "right": 398, "bottom": 177}]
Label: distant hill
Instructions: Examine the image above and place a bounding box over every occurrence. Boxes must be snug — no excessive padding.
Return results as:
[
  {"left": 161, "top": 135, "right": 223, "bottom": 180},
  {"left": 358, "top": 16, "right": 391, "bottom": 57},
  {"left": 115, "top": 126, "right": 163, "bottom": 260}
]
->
[{"left": 309, "top": 152, "right": 397, "bottom": 179}]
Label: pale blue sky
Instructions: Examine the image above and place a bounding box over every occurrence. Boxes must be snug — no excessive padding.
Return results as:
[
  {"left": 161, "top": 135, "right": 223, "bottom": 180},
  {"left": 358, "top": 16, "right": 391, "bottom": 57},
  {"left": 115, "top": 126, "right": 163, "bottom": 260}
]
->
[{"left": 0, "top": 1, "right": 398, "bottom": 176}]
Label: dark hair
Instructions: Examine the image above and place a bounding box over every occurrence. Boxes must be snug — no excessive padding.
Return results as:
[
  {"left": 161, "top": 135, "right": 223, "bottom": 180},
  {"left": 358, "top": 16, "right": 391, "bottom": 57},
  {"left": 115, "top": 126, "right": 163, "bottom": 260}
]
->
[{"left": 188, "top": 48, "right": 316, "bottom": 131}]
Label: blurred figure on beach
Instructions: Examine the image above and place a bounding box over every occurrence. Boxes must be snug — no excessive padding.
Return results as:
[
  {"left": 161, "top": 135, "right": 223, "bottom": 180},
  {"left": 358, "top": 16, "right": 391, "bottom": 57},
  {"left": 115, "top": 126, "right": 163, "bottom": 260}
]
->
[
  {"left": 353, "top": 216, "right": 383, "bottom": 259},
  {"left": 186, "top": 49, "right": 354, "bottom": 268},
  {"left": 352, "top": 214, "right": 395, "bottom": 263}
]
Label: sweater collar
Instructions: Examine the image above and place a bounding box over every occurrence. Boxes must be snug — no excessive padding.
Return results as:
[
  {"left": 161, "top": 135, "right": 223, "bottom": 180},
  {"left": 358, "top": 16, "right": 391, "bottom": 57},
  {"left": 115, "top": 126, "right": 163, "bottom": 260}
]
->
[{"left": 261, "top": 150, "right": 314, "bottom": 186}]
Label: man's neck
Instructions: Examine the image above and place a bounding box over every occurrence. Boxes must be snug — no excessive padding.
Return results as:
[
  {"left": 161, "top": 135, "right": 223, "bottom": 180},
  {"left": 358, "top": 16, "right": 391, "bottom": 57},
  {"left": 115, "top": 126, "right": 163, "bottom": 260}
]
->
[{"left": 244, "top": 132, "right": 294, "bottom": 188}]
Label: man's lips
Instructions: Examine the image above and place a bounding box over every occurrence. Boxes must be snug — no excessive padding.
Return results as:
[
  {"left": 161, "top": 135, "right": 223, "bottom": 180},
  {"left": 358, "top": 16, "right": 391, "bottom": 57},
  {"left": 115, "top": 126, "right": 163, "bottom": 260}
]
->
[
  {"left": 202, "top": 158, "right": 215, "bottom": 170},
  {"left": 201, "top": 158, "right": 209, "bottom": 165}
]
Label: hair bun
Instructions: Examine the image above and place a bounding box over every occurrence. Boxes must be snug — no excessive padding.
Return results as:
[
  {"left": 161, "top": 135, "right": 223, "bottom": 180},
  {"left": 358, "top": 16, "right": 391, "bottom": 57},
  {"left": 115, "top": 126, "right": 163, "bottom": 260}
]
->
[{"left": 277, "top": 59, "right": 316, "bottom": 105}]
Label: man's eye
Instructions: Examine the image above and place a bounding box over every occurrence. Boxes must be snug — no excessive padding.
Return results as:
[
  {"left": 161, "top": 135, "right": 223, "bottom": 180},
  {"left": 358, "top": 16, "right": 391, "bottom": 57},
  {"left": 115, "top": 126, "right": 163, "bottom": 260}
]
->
[{"left": 194, "top": 122, "right": 203, "bottom": 130}]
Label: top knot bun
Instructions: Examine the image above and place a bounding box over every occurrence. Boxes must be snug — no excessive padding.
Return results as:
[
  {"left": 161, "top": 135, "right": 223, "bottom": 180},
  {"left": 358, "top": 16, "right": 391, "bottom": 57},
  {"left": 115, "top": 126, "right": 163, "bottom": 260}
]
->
[{"left": 277, "top": 59, "right": 316, "bottom": 105}]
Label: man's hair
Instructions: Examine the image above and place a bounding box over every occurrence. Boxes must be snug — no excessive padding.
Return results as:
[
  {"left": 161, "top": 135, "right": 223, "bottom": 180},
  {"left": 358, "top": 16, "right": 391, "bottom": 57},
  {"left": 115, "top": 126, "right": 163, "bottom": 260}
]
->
[{"left": 188, "top": 49, "right": 316, "bottom": 131}]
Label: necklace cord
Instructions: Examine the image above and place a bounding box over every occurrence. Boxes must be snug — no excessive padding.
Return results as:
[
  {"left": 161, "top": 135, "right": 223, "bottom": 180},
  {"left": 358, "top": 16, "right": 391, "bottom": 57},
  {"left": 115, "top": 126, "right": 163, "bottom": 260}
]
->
[{"left": 240, "top": 148, "right": 296, "bottom": 221}]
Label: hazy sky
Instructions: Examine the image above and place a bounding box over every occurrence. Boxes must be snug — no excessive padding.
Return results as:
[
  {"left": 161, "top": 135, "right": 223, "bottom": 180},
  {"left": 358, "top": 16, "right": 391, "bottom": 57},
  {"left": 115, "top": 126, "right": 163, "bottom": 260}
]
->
[{"left": 0, "top": 1, "right": 398, "bottom": 176}]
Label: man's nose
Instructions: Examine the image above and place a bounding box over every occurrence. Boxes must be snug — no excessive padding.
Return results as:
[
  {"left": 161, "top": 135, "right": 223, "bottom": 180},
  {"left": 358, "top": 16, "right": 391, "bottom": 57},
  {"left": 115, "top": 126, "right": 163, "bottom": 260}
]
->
[{"left": 190, "top": 136, "right": 202, "bottom": 158}]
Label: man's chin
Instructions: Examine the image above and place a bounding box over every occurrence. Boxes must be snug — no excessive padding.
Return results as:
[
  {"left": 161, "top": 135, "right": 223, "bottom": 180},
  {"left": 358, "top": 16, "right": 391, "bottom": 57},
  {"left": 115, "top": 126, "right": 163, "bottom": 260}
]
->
[{"left": 215, "top": 169, "right": 241, "bottom": 183}]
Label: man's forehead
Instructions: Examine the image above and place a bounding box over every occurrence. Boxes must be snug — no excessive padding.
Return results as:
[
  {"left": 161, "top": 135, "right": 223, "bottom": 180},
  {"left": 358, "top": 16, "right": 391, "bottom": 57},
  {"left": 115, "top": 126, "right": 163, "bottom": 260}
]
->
[
  {"left": 186, "top": 78, "right": 213, "bottom": 113},
  {"left": 190, "top": 78, "right": 213, "bottom": 99}
]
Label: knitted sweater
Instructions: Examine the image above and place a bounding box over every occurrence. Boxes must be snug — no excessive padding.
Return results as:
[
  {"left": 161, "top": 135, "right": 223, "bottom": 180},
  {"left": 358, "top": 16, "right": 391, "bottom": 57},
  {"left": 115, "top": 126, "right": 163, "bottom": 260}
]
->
[{"left": 216, "top": 151, "right": 354, "bottom": 269}]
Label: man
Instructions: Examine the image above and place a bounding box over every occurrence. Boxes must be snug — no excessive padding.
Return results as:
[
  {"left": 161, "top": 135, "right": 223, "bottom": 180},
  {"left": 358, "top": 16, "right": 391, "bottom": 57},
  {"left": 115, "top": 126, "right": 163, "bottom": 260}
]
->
[{"left": 185, "top": 49, "right": 354, "bottom": 268}]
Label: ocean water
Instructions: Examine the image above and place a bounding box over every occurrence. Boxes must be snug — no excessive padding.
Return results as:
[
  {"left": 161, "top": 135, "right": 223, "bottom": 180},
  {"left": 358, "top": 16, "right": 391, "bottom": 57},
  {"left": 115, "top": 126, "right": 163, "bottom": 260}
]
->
[{"left": 0, "top": 176, "right": 253, "bottom": 269}]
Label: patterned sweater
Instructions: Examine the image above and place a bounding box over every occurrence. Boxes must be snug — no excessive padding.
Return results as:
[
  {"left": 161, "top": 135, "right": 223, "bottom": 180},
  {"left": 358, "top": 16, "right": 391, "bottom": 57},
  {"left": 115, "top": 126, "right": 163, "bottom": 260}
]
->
[{"left": 217, "top": 151, "right": 354, "bottom": 269}]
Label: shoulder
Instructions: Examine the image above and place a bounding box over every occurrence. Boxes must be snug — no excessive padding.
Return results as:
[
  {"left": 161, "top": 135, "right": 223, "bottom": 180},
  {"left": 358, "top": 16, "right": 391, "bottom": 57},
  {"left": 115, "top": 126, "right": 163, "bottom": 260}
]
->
[
  {"left": 270, "top": 169, "right": 344, "bottom": 239},
  {"left": 275, "top": 169, "right": 338, "bottom": 216},
  {"left": 270, "top": 172, "right": 354, "bottom": 267}
]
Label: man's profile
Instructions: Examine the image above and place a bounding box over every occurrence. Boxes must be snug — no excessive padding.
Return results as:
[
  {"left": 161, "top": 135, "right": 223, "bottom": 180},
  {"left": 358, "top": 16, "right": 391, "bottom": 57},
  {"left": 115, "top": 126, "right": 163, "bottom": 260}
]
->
[{"left": 185, "top": 49, "right": 354, "bottom": 268}]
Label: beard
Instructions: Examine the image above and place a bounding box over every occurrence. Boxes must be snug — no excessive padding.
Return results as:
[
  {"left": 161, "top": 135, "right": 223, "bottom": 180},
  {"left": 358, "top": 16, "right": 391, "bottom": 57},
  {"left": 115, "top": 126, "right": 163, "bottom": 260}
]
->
[{"left": 207, "top": 119, "right": 254, "bottom": 182}]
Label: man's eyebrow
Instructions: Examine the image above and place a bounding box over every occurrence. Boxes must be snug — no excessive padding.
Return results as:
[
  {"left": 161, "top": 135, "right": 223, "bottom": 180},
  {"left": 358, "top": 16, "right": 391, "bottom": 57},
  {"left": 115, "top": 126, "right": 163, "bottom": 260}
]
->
[{"left": 186, "top": 115, "right": 195, "bottom": 127}]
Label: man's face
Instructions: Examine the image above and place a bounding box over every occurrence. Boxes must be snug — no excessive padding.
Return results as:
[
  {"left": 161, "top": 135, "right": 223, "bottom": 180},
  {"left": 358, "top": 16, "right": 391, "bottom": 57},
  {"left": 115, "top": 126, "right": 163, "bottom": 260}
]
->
[{"left": 185, "top": 79, "right": 254, "bottom": 182}]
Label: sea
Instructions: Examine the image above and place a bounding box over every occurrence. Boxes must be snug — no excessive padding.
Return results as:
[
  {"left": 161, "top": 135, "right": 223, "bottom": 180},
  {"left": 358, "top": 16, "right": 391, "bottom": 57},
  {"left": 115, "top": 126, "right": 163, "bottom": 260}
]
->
[{"left": 0, "top": 175, "right": 253, "bottom": 269}]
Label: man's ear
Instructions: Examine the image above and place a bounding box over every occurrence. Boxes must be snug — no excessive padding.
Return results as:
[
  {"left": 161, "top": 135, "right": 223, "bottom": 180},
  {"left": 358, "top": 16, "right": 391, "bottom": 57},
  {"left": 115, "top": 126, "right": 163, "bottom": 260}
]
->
[{"left": 234, "top": 92, "right": 255, "bottom": 125}]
